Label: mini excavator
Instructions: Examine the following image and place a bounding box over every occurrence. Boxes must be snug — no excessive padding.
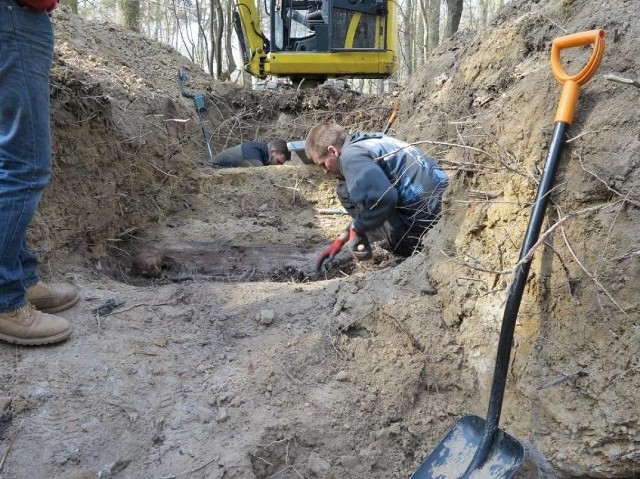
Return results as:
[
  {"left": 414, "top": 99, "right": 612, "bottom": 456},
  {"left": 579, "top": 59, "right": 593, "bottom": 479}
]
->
[{"left": 233, "top": 0, "right": 398, "bottom": 84}]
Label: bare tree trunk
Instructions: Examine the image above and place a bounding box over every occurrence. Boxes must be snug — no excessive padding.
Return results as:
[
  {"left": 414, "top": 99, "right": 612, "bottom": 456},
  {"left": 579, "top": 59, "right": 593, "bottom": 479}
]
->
[
  {"left": 194, "top": 0, "right": 212, "bottom": 74},
  {"left": 411, "top": 6, "right": 421, "bottom": 72},
  {"left": 165, "top": 7, "right": 176, "bottom": 49},
  {"left": 209, "top": 0, "right": 216, "bottom": 77},
  {"left": 480, "top": 0, "right": 489, "bottom": 27},
  {"left": 416, "top": 4, "right": 425, "bottom": 68},
  {"left": 465, "top": 0, "right": 475, "bottom": 30},
  {"left": 118, "top": 0, "right": 141, "bottom": 33},
  {"left": 402, "top": 0, "right": 413, "bottom": 79},
  {"left": 224, "top": 0, "right": 237, "bottom": 79},
  {"left": 183, "top": 5, "right": 197, "bottom": 62},
  {"left": 171, "top": 0, "right": 196, "bottom": 62},
  {"left": 445, "top": 0, "right": 463, "bottom": 38},
  {"left": 426, "top": 0, "right": 440, "bottom": 52},
  {"left": 213, "top": 0, "right": 224, "bottom": 78},
  {"left": 59, "top": 0, "right": 77, "bottom": 13},
  {"left": 151, "top": 1, "right": 161, "bottom": 42}
]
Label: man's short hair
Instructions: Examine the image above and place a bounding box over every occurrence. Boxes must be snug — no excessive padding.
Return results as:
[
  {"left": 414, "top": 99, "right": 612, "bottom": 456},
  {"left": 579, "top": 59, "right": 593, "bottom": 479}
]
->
[
  {"left": 305, "top": 123, "right": 347, "bottom": 161},
  {"left": 269, "top": 138, "right": 291, "bottom": 162}
]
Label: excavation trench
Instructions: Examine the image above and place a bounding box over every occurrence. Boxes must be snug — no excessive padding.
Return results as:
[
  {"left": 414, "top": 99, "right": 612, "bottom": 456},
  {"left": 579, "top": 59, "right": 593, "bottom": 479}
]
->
[{"left": 102, "top": 166, "right": 401, "bottom": 285}]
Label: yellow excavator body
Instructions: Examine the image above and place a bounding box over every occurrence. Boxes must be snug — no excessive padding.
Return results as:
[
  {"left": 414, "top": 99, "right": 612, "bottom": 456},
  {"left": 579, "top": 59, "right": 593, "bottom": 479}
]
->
[{"left": 234, "top": 0, "right": 397, "bottom": 82}]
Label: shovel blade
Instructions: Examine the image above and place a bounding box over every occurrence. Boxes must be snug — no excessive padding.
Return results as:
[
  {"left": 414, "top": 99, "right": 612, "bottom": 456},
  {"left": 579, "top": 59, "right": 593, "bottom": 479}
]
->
[{"left": 410, "top": 415, "right": 525, "bottom": 479}]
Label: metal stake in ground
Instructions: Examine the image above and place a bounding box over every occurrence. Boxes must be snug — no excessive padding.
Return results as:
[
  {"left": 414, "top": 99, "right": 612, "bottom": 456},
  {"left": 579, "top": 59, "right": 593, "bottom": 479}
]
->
[
  {"left": 410, "top": 29, "right": 606, "bottom": 479},
  {"left": 178, "top": 70, "right": 215, "bottom": 163}
]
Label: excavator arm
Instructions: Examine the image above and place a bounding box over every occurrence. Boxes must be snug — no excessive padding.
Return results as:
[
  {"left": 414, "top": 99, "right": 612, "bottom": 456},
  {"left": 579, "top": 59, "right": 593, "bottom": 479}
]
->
[{"left": 233, "top": 0, "right": 270, "bottom": 78}]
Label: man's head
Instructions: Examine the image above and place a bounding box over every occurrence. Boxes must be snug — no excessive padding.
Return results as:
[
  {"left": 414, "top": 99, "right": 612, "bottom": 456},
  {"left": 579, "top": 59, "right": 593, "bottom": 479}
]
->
[
  {"left": 268, "top": 139, "right": 291, "bottom": 165},
  {"left": 305, "top": 123, "right": 347, "bottom": 175}
]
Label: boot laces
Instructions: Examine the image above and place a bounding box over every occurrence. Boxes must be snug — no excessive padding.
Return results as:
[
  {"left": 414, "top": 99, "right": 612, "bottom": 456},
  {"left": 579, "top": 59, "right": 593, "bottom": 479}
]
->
[{"left": 8, "top": 304, "right": 37, "bottom": 322}]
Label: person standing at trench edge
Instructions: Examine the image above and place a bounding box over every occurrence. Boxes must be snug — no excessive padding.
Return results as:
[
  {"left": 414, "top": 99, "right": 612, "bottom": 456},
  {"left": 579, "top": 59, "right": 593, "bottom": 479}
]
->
[
  {"left": 305, "top": 122, "right": 449, "bottom": 272},
  {"left": 0, "top": 0, "right": 80, "bottom": 345}
]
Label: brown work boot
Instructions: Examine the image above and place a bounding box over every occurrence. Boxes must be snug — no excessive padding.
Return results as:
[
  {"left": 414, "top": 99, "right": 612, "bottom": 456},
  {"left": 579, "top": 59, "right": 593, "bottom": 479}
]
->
[
  {"left": 0, "top": 304, "right": 71, "bottom": 346},
  {"left": 27, "top": 282, "right": 79, "bottom": 314}
]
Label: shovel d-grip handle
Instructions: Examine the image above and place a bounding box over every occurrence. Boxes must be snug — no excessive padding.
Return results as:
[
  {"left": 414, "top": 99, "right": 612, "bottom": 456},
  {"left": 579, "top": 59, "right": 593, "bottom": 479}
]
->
[{"left": 551, "top": 29, "right": 605, "bottom": 124}]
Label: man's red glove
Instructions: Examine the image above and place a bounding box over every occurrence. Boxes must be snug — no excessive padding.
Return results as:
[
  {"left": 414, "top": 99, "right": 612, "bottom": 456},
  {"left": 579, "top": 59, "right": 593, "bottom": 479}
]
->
[
  {"left": 315, "top": 227, "right": 350, "bottom": 273},
  {"left": 348, "top": 228, "right": 373, "bottom": 261}
]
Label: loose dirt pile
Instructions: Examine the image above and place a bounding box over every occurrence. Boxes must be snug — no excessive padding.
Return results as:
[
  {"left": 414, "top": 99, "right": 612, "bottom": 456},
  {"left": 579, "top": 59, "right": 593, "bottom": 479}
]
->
[{"left": 0, "top": 0, "right": 638, "bottom": 478}]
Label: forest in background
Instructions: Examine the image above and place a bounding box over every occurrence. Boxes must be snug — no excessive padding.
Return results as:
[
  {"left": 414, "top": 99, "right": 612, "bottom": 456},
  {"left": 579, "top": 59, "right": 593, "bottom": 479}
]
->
[{"left": 56, "top": 0, "right": 510, "bottom": 91}]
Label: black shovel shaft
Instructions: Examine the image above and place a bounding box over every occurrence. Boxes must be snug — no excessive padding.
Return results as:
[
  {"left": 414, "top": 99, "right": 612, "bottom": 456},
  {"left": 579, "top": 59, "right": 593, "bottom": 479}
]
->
[
  {"left": 462, "top": 122, "right": 567, "bottom": 476},
  {"left": 411, "top": 31, "right": 605, "bottom": 479}
]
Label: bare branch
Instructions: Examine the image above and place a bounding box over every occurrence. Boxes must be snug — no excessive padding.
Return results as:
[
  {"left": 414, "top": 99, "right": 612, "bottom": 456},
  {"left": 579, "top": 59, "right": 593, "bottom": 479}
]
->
[
  {"left": 574, "top": 149, "right": 640, "bottom": 208},
  {"left": 603, "top": 73, "right": 640, "bottom": 88},
  {"left": 516, "top": 200, "right": 623, "bottom": 267}
]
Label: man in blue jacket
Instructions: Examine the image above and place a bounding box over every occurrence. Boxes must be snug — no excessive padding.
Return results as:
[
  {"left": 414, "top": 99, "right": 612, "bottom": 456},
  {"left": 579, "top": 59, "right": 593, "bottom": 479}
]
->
[
  {"left": 305, "top": 122, "right": 448, "bottom": 271},
  {"left": 212, "top": 139, "right": 291, "bottom": 168}
]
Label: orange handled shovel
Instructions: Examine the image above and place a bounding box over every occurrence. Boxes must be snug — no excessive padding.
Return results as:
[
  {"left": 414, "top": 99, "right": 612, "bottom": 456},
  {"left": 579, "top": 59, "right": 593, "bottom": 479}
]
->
[{"left": 409, "top": 29, "right": 605, "bottom": 479}]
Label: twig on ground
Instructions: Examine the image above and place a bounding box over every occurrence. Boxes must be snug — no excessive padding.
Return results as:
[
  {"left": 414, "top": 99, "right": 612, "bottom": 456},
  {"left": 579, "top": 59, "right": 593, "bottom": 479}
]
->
[
  {"left": 411, "top": 140, "right": 534, "bottom": 181},
  {"left": 327, "top": 314, "right": 348, "bottom": 361},
  {"left": 535, "top": 232, "right": 575, "bottom": 296},
  {"left": 256, "top": 437, "right": 293, "bottom": 448},
  {"left": 453, "top": 199, "right": 525, "bottom": 205},
  {"left": 439, "top": 249, "right": 512, "bottom": 275},
  {"left": 603, "top": 73, "right": 640, "bottom": 88},
  {"left": 105, "top": 243, "right": 133, "bottom": 256},
  {"left": 612, "top": 249, "right": 640, "bottom": 261},
  {"left": 159, "top": 456, "right": 219, "bottom": 479},
  {"left": 109, "top": 297, "right": 181, "bottom": 315},
  {"left": 458, "top": 276, "right": 485, "bottom": 282},
  {"left": 149, "top": 162, "right": 180, "bottom": 179},
  {"left": 543, "top": 15, "right": 567, "bottom": 34},
  {"left": 516, "top": 200, "right": 622, "bottom": 267},
  {"left": 538, "top": 371, "right": 588, "bottom": 390},
  {"left": 260, "top": 352, "right": 299, "bottom": 386},
  {"left": 0, "top": 420, "right": 24, "bottom": 474},
  {"left": 575, "top": 150, "right": 640, "bottom": 208},
  {"left": 441, "top": 200, "right": 623, "bottom": 305},
  {"left": 269, "top": 464, "right": 304, "bottom": 478},
  {"left": 559, "top": 223, "right": 630, "bottom": 318},
  {"left": 336, "top": 307, "right": 377, "bottom": 333},
  {"left": 381, "top": 309, "right": 424, "bottom": 353},
  {"left": 565, "top": 130, "right": 600, "bottom": 144},
  {"left": 274, "top": 183, "right": 301, "bottom": 204},
  {"left": 102, "top": 399, "right": 139, "bottom": 422},
  {"left": 467, "top": 189, "right": 502, "bottom": 199}
]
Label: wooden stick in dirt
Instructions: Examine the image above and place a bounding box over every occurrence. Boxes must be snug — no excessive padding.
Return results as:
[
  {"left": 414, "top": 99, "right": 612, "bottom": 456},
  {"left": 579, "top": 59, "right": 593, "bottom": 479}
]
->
[{"left": 603, "top": 73, "right": 640, "bottom": 88}]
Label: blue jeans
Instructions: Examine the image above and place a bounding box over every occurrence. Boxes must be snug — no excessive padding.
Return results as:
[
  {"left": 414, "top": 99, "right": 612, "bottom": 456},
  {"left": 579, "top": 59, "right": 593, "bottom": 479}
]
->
[{"left": 0, "top": 0, "right": 54, "bottom": 312}]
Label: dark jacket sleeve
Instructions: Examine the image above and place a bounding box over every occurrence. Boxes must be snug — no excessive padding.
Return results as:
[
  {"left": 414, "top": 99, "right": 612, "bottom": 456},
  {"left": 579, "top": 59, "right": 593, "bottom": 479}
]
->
[
  {"left": 212, "top": 145, "right": 244, "bottom": 168},
  {"left": 339, "top": 145, "right": 398, "bottom": 234},
  {"left": 241, "top": 141, "right": 270, "bottom": 166}
]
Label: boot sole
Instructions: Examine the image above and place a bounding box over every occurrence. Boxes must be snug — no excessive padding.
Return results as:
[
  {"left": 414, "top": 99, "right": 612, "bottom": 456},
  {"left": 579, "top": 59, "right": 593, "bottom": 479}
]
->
[
  {"left": 35, "top": 294, "right": 80, "bottom": 314},
  {"left": 0, "top": 328, "right": 72, "bottom": 346}
]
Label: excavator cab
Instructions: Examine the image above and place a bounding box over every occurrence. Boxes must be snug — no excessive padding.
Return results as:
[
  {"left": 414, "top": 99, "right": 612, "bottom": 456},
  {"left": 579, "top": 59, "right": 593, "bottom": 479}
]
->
[{"left": 233, "top": 0, "right": 397, "bottom": 83}]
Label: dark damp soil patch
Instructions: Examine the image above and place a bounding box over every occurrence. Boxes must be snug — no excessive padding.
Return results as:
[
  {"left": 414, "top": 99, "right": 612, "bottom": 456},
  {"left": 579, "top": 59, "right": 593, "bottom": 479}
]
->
[
  {"left": 100, "top": 238, "right": 399, "bottom": 286},
  {"left": 101, "top": 241, "right": 365, "bottom": 285}
]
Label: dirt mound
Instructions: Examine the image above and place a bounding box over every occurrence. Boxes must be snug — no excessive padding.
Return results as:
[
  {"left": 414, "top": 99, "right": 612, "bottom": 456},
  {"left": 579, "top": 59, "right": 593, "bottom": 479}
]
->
[{"left": 0, "top": 1, "right": 638, "bottom": 478}]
